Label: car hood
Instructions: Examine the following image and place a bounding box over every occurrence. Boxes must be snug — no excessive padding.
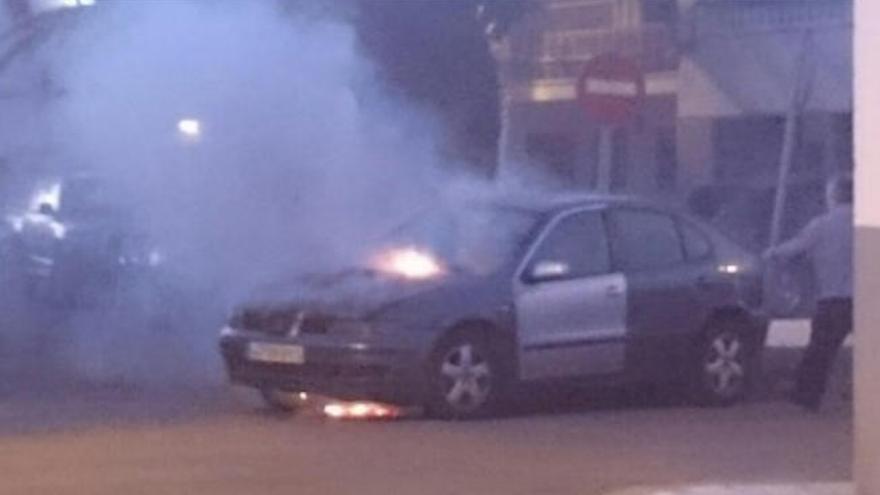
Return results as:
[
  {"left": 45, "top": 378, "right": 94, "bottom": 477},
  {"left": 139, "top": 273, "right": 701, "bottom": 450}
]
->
[{"left": 240, "top": 268, "right": 481, "bottom": 318}]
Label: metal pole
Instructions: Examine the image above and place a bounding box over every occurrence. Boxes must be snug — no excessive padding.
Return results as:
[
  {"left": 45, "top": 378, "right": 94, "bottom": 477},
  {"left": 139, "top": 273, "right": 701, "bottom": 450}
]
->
[
  {"left": 762, "top": 31, "right": 814, "bottom": 317},
  {"left": 597, "top": 126, "right": 613, "bottom": 192},
  {"left": 768, "top": 31, "right": 813, "bottom": 249}
]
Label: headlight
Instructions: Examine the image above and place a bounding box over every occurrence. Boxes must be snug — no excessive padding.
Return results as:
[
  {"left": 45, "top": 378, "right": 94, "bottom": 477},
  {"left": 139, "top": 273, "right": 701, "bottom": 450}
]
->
[
  {"left": 717, "top": 263, "right": 741, "bottom": 275},
  {"left": 372, "top": 247, "right": 446, "bottom": 280}
]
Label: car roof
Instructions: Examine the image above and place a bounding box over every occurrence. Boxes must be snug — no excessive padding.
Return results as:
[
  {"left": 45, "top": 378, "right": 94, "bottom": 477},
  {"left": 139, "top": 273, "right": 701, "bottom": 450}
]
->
[{"left": 479, "top": 191, "right": 666, "bottom": 215}]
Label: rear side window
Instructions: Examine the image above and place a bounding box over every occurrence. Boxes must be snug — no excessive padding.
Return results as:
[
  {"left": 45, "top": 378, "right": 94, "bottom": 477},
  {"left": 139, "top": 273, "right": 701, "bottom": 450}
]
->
[
  {"left": 526, "top": 211, "right": 610, "bottom": 280},
  {"left": 609, "top": 209, "right": 684, "bottom": 271},
  {"left": 679, "top": 220, "right": 713, "bottom": 261}
]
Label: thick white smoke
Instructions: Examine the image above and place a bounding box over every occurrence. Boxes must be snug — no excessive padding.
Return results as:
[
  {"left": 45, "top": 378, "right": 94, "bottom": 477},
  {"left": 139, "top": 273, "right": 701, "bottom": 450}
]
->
[
  {"left": 55, "top": 1, "right": 459, "bottom": 297},
  {"left": 38, "top": 0, "right": 489, "bottom": 386}
]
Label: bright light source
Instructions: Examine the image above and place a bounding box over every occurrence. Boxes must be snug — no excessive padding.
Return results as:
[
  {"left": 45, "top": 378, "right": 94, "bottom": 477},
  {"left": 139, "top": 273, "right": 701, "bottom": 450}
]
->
[
  {"left": 32, "top": 0, "right": 93, "bottom": 12},
  {"left": 323, "top": 403, "right": 346, "bottom": 419},
  {"left": 20, "top": 212, "right": 67, "bottom": 239},
  {"left": 298, "top": 392, "right": 308, "bottom": 401},
  {"left": 373, "top": 247, "right": 446, "bottom": 280},
  {"left": 177, "top": 118, "right": 201, "bottom": 139},
  {"left": 718, "top": 264, "right": 741, "bottom": 275},
  {"left": 48, "top": 220, "right": 67, "bottom": 239},
  {"left": 59, "top": 0, "right": 94, "bottom": 7},
  {"left": 29, "top": 183, "right": 61, "bottom": 212},
  {"left": 322, "top": 401, "right": 400, "bottom": 420},
  {"left": 6, "top": 215, "right": 24, "bottom": 233}
]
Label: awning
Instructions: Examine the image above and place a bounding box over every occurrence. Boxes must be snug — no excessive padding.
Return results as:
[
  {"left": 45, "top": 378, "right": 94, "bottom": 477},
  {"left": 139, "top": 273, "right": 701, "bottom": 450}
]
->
[{"left": 678, "top": 24, "right": 852, "bottom": 118}]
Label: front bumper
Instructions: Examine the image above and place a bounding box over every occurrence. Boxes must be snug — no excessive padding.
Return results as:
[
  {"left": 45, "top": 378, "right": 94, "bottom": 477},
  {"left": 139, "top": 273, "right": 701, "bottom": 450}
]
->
[{"left": 219, "top": 331, "right": 428, "bottom": 405}]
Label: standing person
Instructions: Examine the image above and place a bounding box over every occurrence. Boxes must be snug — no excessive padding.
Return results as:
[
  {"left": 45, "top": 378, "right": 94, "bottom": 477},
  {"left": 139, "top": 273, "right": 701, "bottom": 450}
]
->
[{"left": 765, "top": 175, "right": 854, "bottom": 411}]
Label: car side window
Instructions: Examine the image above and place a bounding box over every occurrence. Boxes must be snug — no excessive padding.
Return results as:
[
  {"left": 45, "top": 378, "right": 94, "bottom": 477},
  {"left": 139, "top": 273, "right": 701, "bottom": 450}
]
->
[
  {"left": 525, "top": 211, "right": 610, "bottom": 282},
  {"left": 679, "top": 219, "right": 713, "bottom": 261},
  {"left": 609, "top": 209, "right": 684, "bottom": 271}
]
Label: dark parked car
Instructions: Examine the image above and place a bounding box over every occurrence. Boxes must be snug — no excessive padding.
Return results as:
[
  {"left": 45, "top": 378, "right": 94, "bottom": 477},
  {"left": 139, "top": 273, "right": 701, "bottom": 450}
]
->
[
  {"left": 219, "top": 194, "right": 768, "bottom": 419},
  {"left": 7, "top": 175, "right": 164, "bottom": 304}
]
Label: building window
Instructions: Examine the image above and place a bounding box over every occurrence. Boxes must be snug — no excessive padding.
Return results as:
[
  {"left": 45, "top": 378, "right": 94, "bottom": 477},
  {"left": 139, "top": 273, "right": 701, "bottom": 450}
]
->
[
  {"left": 713, "top": 116, "right": 784, "bottom": 184},
  {"left": 525, "top": 133, "right": 577, "bottom": 181}
]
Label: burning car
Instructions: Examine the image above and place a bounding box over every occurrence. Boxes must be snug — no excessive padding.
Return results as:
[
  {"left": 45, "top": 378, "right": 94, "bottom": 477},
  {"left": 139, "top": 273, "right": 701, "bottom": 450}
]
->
[{"left": 219, "top": 194, "right": 768, "bottom": 419}]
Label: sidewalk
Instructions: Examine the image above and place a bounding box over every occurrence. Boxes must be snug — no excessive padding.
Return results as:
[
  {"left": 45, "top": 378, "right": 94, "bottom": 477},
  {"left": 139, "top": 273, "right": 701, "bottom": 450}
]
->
[
  {"left": 607, "top": 482, "right": 853, "bottom": 495},
  {"left": 607, "top": 321, "right": 855, "bottom": 495},
  {"left": 766, "top": 319, "right": 853, "bottom": 348}
]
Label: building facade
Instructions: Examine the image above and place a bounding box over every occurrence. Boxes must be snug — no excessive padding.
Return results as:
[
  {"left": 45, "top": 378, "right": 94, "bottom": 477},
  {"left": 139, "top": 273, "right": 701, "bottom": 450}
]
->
[
  {"left": 494, "top": 0, "right": 680, "bottom": 196},
  {"left": 678, "top": 0, "right": 852, "bottom": 191},
  {"left": 494, "top": 0, "right": 853, "bottom": 210},
  {"left": 0, "top": 0, "right": 87, "bottom": 209}
]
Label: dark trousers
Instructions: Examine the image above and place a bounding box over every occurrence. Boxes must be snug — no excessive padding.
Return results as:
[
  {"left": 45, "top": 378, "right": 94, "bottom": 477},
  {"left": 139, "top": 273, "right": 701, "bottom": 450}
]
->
[{"left": 794, "top": 298, "right": 853, "bottom": 407}]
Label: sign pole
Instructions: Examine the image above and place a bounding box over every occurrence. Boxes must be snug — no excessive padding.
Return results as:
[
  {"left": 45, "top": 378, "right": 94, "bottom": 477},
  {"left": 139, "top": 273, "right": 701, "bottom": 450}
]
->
[
  {"left": 762, "top": 31, "right": 813, "bottom": 316},
  {"left": 768, "top": 31, "right": 813, "bottom": 249},
  {"left": 597, "top": 126, "right": 613, "bottom": 192},
  {"left": 576, "top": 53, "right": 643, "bottom": 194}
]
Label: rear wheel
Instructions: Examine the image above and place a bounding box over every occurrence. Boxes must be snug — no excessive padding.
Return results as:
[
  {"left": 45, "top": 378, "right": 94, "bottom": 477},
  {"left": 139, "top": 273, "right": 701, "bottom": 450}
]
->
[
  {"left": 427, "top": 332, "right": 506, "bottom": 420},
  {"left": 691, "top": 321, "right": 755, "bottom": 406},
  {"left": 259, "top": 387, "right": 301, "bottom": 413}
]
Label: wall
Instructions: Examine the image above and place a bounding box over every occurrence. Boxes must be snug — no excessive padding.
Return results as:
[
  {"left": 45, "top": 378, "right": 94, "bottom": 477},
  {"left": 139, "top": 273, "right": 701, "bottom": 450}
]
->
[
  {"left": 855, "top": 0, "right": 880, "bottom": 491},
  {"left": 675, "top": 0, "right": 852, "bottom": 196}
]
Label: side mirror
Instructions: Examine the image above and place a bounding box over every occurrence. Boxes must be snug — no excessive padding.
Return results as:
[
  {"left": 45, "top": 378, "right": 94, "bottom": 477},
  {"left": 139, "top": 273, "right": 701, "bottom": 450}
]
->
[{"left": 527, "top": 260, "right": 571, "bottom": 283}]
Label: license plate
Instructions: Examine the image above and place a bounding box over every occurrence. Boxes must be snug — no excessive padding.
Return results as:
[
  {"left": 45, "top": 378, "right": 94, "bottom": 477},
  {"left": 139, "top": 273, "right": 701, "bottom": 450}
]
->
[{"left": 247, "top": 342, "right": 305, "bottom": 365}]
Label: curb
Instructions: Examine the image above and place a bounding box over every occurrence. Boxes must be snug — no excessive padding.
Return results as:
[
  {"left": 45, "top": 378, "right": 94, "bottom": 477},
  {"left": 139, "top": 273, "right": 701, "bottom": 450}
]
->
[{"left": 604, "top": 483, "right": 853, "bottom": 495}]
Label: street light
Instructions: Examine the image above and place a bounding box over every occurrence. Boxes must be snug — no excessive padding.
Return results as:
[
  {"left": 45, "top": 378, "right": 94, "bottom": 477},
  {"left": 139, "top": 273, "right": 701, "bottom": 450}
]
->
[
  {"left": 57, "top": 0, "right": 96, "bottom": 8},
  {"left": 177, "top": 118, "right": 201, "bottom": 140}
]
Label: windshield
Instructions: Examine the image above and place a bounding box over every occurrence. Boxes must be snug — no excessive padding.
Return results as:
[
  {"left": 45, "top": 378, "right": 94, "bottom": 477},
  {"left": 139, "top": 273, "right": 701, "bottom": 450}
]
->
[{"left": 385, "top": 205, "right": 540, "bottom": 276}]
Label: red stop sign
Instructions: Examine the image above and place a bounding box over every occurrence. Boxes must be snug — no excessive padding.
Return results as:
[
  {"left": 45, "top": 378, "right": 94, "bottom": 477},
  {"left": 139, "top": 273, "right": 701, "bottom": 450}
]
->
[{"left": 577, "top": 54, "right": 645, "bottom": 126}]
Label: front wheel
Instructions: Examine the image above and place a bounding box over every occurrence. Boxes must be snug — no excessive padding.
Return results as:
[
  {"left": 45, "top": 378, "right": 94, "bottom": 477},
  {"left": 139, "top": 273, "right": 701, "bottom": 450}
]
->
[
  {"left": 691, "top": 321, "right": 755, "bottom": 406},
  {"left": 426, "top": 332, "right": 506, "bottom": 420}
]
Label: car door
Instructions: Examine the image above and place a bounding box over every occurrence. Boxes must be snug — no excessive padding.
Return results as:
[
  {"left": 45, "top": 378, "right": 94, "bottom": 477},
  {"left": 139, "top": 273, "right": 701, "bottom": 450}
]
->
[
  {"left": 515, "top": 207, "right": 627, "bottom": 381},
  {"left": 605, "top": 207, "right": 710, "bottom": 381}
]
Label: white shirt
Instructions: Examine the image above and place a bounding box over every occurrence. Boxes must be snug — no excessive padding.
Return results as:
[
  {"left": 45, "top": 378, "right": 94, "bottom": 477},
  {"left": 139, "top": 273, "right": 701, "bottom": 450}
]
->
[{"left": 772, "top": 205, "right": 853, "bottom": 300}]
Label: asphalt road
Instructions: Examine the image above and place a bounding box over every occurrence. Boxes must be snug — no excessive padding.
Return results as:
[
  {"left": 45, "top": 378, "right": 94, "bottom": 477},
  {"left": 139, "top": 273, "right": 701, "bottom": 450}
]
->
[
  {"left": 0, "top": 342, "right": 853, "bottom": 495},
  {"left": 0, "top": 287, "right": 853, "bottom": 494},
  {"left": 0, "top": 388, "right": 852, "bottom": 495}
]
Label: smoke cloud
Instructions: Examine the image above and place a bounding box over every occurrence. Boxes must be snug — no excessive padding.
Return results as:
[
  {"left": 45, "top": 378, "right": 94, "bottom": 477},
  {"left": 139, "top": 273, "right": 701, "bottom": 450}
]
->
[
  {"left": 57, "top": 1, "right": 454, "bottom": 294},
  {"left": 32, "top": 0, "right": 502, "bottom": 386}
]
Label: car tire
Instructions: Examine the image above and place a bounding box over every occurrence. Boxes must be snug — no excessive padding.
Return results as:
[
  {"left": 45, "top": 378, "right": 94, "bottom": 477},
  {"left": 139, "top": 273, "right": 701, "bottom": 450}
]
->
[
  {"left": 260, "top": 387, "right": 301, "bottom": 414},
  {"left": 691, "top": 320, "right": 755, "bottom": 407},
  {"left": 426, "top": 331, "right": 506, "bottom": 420}
]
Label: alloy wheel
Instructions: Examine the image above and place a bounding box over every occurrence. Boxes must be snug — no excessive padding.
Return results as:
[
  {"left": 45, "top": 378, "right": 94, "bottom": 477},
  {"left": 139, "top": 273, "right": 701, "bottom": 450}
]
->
[
  {"left": 702, "top": 331, "right": 747, "bottom": 400},
  {"left": 438, "top": 342, "right": 493, "bottom": 414}
]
